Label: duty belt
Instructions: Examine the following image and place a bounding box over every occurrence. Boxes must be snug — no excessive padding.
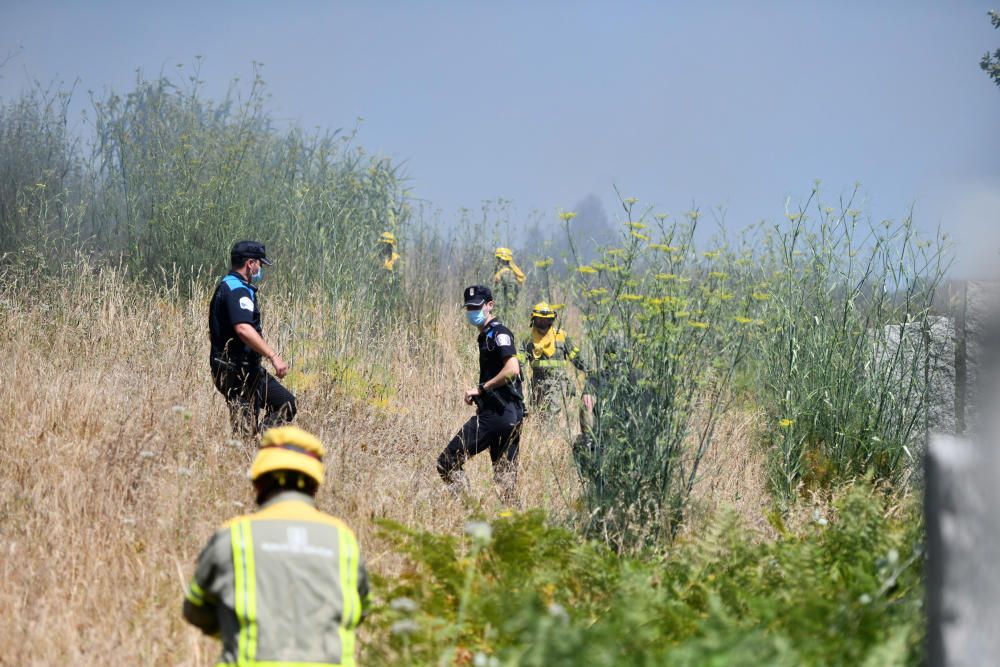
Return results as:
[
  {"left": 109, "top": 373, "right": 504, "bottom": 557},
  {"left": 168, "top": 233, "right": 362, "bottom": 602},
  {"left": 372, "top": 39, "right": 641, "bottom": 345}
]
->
[
  {"left": 212, "top": 355, "right": 261, "bottom": 370},
  {"left": 475, "top": 385, "right": 523, "bottom": 412}
]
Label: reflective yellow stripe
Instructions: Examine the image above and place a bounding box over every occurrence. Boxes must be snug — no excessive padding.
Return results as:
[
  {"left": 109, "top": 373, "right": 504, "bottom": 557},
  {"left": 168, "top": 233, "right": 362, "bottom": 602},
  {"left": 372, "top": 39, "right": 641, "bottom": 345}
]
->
[
  {"left": 531, "top": 359, "right": 567, "bottom": 368},
  {"left": 231, "top": 522, "right": 247, "bottom": 665},
  {"left": 186, "top": 579, "right": 207, "bottom": 606},
  {"left": 347, "top": 534, "right": 361, "bottom": 628},
  {"left": 337, "top": 526, "right": 357, "bottom": 667},
  {"left": 244, "top": 521, "right": 259, "bottom": 662},
  {"left": 231, "top": 520, "right": 258, "bottom": 665}
]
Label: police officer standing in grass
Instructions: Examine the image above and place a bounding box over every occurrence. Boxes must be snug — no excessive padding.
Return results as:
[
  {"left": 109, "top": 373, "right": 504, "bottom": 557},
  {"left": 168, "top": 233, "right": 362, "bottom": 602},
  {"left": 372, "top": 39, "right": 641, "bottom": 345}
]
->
[
  {"left": 209, "top": 240, "right": 296, "bottom": 436},
  {"left": 437, "top": 285, "right": 525, "bottom": 502}
]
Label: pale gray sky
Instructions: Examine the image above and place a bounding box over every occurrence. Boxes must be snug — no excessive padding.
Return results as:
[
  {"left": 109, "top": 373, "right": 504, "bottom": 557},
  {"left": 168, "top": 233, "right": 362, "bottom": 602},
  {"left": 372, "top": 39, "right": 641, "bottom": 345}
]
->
[{"left": 2, "top": 1, "right": 998, "bottom": 273}]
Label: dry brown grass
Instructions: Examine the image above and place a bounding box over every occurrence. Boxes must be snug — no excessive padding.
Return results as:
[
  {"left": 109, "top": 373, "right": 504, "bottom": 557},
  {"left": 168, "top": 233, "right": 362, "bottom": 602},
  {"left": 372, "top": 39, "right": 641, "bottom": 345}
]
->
[
  {"left": 683, "top": 408, "right": 773, "bottom": 537},
  {"left": 0, "top": 266, "right": 775, "bottom": 665}
]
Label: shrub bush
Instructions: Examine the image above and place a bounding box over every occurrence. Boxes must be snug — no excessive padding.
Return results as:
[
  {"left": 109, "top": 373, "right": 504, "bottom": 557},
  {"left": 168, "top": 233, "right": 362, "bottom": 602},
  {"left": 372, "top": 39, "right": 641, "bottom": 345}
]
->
[{"left": 370, "top": 485, "right": 924, "bottom": 666}]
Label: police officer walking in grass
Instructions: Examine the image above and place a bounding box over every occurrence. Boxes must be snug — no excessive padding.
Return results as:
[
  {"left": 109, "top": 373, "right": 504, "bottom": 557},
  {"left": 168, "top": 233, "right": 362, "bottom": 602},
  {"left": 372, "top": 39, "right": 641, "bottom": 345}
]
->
[
  {"left": 437, "top": 285, "right": 525, "bottom": 503},
  {"left": 209, "top": 240, "right": 296, "bottom": 436}
]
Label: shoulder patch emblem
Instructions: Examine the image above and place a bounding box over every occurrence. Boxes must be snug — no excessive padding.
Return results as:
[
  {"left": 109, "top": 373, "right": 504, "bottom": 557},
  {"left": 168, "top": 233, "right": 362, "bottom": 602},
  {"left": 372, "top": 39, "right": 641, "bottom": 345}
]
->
[
  {"left": 496, "top": 333, "right": 512, "bottom": 347},
  {"left": 239, "top": 296, "right": 254, "bottom": 312}
]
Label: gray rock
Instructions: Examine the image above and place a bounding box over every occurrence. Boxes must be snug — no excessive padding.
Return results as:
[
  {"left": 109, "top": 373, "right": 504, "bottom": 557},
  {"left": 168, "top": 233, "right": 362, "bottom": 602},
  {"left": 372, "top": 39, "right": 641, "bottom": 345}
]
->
[{"left": 926, "top": 315, "right": 957, "bottom": 436}]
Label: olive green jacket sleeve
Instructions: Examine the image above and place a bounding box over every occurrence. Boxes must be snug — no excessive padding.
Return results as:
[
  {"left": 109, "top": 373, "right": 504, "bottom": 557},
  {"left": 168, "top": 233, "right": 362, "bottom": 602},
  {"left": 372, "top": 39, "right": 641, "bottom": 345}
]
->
[{"left": 182, "top": 529, "right": 229, "bottom": 636}]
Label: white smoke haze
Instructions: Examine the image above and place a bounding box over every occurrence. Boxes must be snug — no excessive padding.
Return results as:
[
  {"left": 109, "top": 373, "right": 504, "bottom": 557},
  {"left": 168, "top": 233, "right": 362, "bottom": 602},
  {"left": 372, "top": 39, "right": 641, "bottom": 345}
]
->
[{"left": 950, "top": 183, "right": 1000, "bottom": 279}]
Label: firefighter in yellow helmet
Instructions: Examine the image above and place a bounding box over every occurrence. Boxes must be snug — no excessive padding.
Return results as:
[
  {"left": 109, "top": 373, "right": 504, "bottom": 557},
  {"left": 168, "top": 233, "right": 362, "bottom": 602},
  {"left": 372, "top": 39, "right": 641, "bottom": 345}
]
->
[
  {"left": 519, "top": 301, "right": 590, "bottom": 415},
  {"left": 183, "top": 426, "right": 370, "bottom": 666},
  {"left": 492, "top": 247, "right": 525, "bottom": 310},
  {"left": 380, "top": 231, "right": 401, "bottom": 273}
]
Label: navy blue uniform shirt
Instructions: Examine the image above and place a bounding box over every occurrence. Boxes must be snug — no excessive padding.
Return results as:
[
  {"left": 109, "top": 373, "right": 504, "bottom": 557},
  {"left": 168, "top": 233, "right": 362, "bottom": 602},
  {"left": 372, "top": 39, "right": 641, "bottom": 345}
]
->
[
  {"left": 478, "top": 320, "right": 524, "bottom": 405},
  {"left": 209, "top": 271, "right": 262, "bottom": 366}
]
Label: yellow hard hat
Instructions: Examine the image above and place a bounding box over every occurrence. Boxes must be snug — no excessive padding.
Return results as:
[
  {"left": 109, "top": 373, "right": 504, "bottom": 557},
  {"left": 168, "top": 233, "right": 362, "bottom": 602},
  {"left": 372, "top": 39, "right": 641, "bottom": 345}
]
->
[
  {"left": 380, "top": 231, "right": 397, "bottom": 245},
  {"left": 531, "top": 301, "right": 557, "bottom": 320},
  {"left": 250, "top": 426, "right": 326, "bottom": 486},
  {"left": 495, "top": 247, "right": 513, "bottom": 261}
]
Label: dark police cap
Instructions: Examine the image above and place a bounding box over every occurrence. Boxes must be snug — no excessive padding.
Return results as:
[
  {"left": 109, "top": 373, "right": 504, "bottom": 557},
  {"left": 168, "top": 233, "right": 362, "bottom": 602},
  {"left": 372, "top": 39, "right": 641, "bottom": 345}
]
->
[
  {"left": 231, "top": 240, "right": 273, "bottom": 266},
  {"left": 462, "top": 285, "right": 493, "bottom": 307}
]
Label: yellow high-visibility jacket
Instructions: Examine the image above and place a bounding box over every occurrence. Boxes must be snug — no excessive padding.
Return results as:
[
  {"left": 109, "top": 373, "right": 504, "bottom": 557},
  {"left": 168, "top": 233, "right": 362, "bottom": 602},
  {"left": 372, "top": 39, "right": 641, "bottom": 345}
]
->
[
  {"left": 519, "top": 328, "right": 585, "bottom": 377},
  {"left": 383, "top": 251, "right": 400, "bottom": 272},
  {"left": 183, "top": 491, "right": 370, "bottom": 667},
  {"left": 493, "top": 261, "right": 525, "bottom": 286}
]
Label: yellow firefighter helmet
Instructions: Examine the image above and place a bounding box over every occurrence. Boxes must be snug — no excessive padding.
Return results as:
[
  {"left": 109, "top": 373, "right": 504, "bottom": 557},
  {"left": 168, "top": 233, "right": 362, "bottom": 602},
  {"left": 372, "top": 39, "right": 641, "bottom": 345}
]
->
[
  {"left": 531, "top": 301, "right": 558, "bottom": 320},
  {"left": 250, "top": 426, "right": 326, "bottom": 486}
]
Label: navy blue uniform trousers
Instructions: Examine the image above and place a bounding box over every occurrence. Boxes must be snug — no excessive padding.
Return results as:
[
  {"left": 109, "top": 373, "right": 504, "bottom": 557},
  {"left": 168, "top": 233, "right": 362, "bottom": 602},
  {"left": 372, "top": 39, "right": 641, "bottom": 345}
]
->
[
  {"left": 437, "top": 401, "right": 524, "bottom": 485},
  {"left": 211, "top": 360, "right": 296, "bottom": 435}
]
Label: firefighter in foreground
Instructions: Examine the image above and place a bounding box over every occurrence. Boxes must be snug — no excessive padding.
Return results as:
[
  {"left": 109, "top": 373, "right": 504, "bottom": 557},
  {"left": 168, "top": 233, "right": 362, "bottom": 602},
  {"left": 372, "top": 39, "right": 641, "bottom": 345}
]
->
[
  {"left": 492, "top": 247, "right": 525, "bottom": 310},
  {"left": 183, "top": 426, "right": 370, "bottom": 666},
  {"left": 437, "top": 285, "right": 525, "bottom": 502},
  {"left": 379, "top": 231, "right": 400, "bottom": 274},
  {"left": 209, "top": 240, "right": 296, "bottom": 435}
]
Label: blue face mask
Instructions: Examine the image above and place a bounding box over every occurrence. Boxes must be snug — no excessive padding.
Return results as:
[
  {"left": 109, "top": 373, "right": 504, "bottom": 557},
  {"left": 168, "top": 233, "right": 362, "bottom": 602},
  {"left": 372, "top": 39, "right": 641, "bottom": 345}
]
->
[
  {"left": 466, "top": 308, "right": 487, "bottom": 327},
  {"left": 251, "top": 262, "right": 264, "bottom": 282}
]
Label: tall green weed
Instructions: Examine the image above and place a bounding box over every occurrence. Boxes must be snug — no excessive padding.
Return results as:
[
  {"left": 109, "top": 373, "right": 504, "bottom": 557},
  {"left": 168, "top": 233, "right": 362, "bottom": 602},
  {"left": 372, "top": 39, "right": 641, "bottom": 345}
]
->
[
  {"left": 742, "top": 187, "right": 950, "bottom": 499},
  {"left": 89, "top": 65, "right": 407, "bottom": 297},
  {"left": 562, "top": 199, "right": 754, "bottom": 549},
  {"left": 0, "top": 83, "right": 90, "bottom": 268},
  {"left": 1, "top": 65, "right": 409, "bottom": 303}
]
